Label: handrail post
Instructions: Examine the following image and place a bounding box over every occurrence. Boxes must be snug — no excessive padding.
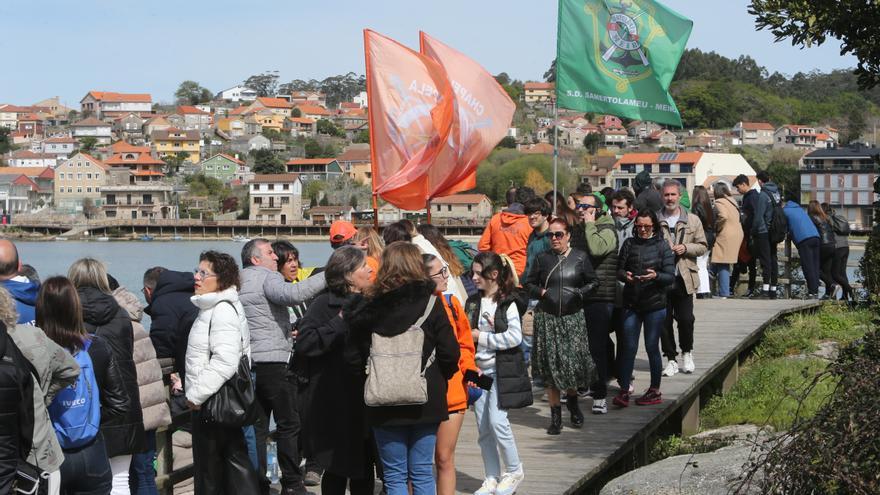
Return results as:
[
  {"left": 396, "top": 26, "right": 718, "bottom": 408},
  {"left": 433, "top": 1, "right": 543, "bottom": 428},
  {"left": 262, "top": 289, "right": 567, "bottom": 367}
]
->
[{"left": 783, "top": 238, "right": 792, "bottom": 298}]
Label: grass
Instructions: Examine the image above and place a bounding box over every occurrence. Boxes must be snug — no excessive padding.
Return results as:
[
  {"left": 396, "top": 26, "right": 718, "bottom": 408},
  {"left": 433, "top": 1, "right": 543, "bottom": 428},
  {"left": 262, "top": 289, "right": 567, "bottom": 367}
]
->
[{"left": 700, "top": 303, "right": 874, "bottom": 431}]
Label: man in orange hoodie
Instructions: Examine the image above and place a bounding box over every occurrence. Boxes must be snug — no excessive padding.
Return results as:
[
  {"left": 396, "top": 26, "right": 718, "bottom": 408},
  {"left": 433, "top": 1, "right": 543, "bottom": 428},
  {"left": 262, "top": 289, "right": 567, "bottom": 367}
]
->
[{"left": 478, "top": 187, "right": 534, "bottom": 278}]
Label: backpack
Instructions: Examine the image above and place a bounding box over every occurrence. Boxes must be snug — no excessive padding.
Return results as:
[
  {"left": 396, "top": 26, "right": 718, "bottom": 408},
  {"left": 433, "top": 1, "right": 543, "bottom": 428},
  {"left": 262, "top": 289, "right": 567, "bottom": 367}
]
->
[
  {"left": 765, "top": 191, "right": 788, "bottom": 244},
  {"left": 448, "top": 240, "right": 477, "bottom": 271},
  {"left": 48, "top": 340, "right": 101, "bottom": 450},
  {"left": 831, "top": 214, "right": 851, "bottom": 237},
  {"left": 364, "top": 296, "right": 437, "bottom": 407}
]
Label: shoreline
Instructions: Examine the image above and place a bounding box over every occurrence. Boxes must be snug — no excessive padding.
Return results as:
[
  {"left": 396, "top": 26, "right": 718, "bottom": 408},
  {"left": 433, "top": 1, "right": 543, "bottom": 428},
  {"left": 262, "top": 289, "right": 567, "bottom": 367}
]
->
[{"left": 10, "top": 233, "right": 484, "bottom": 243}]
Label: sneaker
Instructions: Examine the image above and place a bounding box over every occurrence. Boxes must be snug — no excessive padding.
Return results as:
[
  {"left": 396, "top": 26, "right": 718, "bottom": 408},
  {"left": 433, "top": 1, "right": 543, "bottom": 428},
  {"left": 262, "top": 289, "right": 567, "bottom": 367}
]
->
[
  {"left": 662, "top": 360, "right": 679, "bottom": 377},
  {"left": 303, "top": 470, "right": 321, "bottom": 486},
  {"left": 496, "top": 467, "right": 524, "bottom": 495},
  {"left": 749, "top": 290, "right": 770, "bottom": 300},
  {"left": 635, "top": 387, "right": 662, "bottom": 406},
  {"left": 577, "top": 387, "right": 593, "bottom": 399},
  {"left": 682, "top": 352, "right": 695, "bottom": 374},
  {"left": 592, "top": 398, "right": 608, "bottom": 414},
  {"left": 474, "top": 477, "right": 498, "bottom": 495},
  {"left": 612, "top": 391, "right": 630, "bottom": 407}
]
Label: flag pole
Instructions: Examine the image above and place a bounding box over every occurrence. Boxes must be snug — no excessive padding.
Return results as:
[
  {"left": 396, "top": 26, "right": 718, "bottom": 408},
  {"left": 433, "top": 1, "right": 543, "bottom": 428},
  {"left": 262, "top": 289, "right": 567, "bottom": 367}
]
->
[
  {"left": 372, "top": 192, "right": 379, "bottom": 229},
  {"left": 426, "top": 198, "right": 432, "bottom": 224},
  {"left": 553, "top": 101, "right": 558, "bottom": 217}
]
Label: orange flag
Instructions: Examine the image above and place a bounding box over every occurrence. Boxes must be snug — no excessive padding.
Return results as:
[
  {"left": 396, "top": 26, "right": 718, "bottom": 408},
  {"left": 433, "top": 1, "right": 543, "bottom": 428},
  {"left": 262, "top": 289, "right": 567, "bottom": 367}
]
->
[
  {"left": 420, "top": 32, "right": 516, "bottom": 198},
  {"left": 364, "top": 29, "right": 454, "bottom": 211}
]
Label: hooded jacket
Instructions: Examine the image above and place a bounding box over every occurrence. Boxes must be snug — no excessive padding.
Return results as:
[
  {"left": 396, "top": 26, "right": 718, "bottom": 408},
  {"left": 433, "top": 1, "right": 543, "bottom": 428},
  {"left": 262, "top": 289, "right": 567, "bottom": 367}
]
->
[
  {"left": 7, "top": 323, "right": 78, "bottom": 473},
  {"left": 753, "top": 182, "right": 780, "bottom": 235},
  {"left": 113, "top": 287, "right": 171, "bottom": 433},
  {"left": 185, "top": 287, "right": 251, "bottom": 407},
  {"left": 145, "top": 270, "right": 198, "bottom": 377},
  {"left": 2, "top": 277, "right": 39, "bottom": 325},
  {"left": 478, "top": 209, "right": 532, "bottom": 277},
  {"left": 346, "top": 280, "right": 460, "bottom": 427},
  {"left": 783, "top": 201, "right": 820, "bottom": 244},
  {"left": 78, "top": 286, "right": 145, "bottom": 458},
  {"left": 239, "top": 265, "right": 326, "bottom": 364}
]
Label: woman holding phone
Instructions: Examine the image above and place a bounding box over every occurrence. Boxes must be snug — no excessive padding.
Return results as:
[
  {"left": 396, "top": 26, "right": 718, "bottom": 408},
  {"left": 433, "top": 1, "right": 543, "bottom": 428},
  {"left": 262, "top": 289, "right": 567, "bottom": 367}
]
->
[{"left": 613, "top": 209, "right": 675, "bottom": 407}]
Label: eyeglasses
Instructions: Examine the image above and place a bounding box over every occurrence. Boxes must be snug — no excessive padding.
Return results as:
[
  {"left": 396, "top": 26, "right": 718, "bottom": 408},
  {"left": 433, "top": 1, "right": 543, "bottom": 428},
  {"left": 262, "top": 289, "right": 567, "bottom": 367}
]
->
[
  {"left": 193, "top": 269, "right": 217, "bottom": 279},
  {"left": 430, "top": 266, "right": 449, "bottom": 279},
  {"left": 549, "top": 231, "right": 567, "bottom": 239},
  {"left": 576, "top": 203, "right": 597, "bottom": 211}
]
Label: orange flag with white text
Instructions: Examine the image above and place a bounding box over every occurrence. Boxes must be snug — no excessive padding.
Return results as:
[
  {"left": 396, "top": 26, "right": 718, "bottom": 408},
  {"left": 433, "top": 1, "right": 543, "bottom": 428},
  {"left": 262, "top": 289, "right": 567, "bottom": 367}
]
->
[
  {"left": 364, "top": 29, "right": 454, "bottom": 211},
  {"left": 420, "top": 32, "right": 516, "bottom": 198}
]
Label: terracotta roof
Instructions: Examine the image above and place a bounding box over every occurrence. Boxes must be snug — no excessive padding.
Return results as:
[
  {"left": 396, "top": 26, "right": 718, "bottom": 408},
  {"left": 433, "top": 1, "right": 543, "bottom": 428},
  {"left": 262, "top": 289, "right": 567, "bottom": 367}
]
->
[
  {"left": 105, "top": 153, "right": 166, "bottom": 166},
  {"left": 431, "top": 193, "right": 490, "bottom": 205},
  {"left": 295, "top": 104, "right": 330, "bottom": 116},
  {"left": 10, "top": 150, "right": 55, "bottom": 160},
  {"left": 519, "top": 143, "right": 555, "bottom": 154},
  {"left": 44, "top": 136, "right": 77, "bottom": 143},
  {"left": 0, "top": 167, "right": 54, "bottom": 178},
  {"left": 339, "top": 102, "right": 360, "bottom": 109},
  {"left": 524, "top": 82, "right": 554, "bottom": 90},
  {"left": 255, "top": 97, "right": 293, "bottom": 109},
  {"left": 18, "top": 113, "right": 44, "bottom": 121},
  {"left": 250, "top": 173, "right": 300, "bottom": 183},
  {"left": 111, "top": 141, "right": 151, "bottom": 154},
  {"left": 84, "top": 91, "right": 152, "bottom": 103},
  {"left": 177, "top": 105, "right": 210, "bottom": 115},
  {"left": 286, "top": 158, "right": 337, "bottom": 166},
  {"left": 71, "top": 153, "right": 109, "bottom": 171},
  {"left": 816, "top": 133, "right": 831, "bottom": 140},
  {"left": 739, "top": 122, "right": 774, "bottom": 131},
  {"left": 217, "top": 153, "right": 245, "bottom": 166},
  {"left": 336, "top": 146, "right": 371, "bottom": 162},
  {"left": 615, "top": 152, "right": 703, "bottom": 167},
  {"left": 131, "top": 170, "right": 165, "bottom": 176},
  {"left": 8, "top": 174, "right": 38, "bottom": 190},
  {"left": 151, "top": 128, "right": 199, "bottom": 140},
  {"left": 0, "top": 105, "right": 49, "bottom": 114},
  {"left": 228, "top": 106, "right": 250, "bottom": 116},
  {"left": 288, "top": 117, "right": 316, "bottom": 124},
  {"left": 71, "top": 117, "right": 110, "bottom": 127}
]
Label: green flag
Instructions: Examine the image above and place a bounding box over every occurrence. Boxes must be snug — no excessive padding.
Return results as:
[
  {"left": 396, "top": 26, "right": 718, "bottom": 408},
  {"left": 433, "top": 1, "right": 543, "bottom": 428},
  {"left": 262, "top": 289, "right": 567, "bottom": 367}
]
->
[{"left": 556, "top": 0, "right": 692, "bottom": 126}]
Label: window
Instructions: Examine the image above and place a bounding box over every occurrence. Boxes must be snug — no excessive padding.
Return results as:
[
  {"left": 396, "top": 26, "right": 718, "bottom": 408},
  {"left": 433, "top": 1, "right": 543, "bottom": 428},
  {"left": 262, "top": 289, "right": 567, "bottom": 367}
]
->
[
  {"left": 830, "top": 191, "right": 839, "bottom": 204},
  {"left": 436, "top": 205, "right": 441, "bottom": 212},
  {"left": 268, "top": 184, "right": 274, "bottom": 190},
  {"left": 67, "top": 187, "right": 72, "bottom": 193},
  {"left": 859, "top": 174, "right": 869, "bottom": 187},
  {"left": 77, "top": 162, "right": 82, "bottom": 167},
  {"left": 844, "top": 175, "right": 854, "bottom": 188},
  {"left": 68, "top": 162, "right": 73, "bottom": 168},
  {"left": 77, "top": 173, "right": 82, "bottom": 180},
  {"left": 59, "top": 173, "right": 64, "bottom": 179},
  {"left": 659, "top": 164, "right": 671, "bottom": 174},
  {"left": 679, "top": 164, "right": 693, "bottom": 173},
  {"left": 87, "top": 173, "right": 92, "bottom": 179},
  {"left": 467, "top": 205, "right": 473, "bottom": 212},
  {"left": 76, "top": 187, "right": 82, "bottom": 193},
  {"left": 447, "top": 205, "right": 452, "bottom": 212},
  {"left": 281, "top": 197, "right": 289, "bottom": 204},
  {"left": 859, "top": 191, "right": 870, "bottom": 204},
  {"left": 283, "top": 184, "right": 289, "bottom": 190},
  {"left": 254, "top": 197, "right": 262, "bottom": 205}
]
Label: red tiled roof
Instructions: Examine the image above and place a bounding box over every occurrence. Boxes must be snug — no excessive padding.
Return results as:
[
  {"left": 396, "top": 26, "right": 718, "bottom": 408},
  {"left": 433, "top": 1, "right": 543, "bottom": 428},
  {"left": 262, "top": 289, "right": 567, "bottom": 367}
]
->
[
  {"left": 10, "top": 150, "right": 55, "bottom": 160},
  {"left": 132, "top": 170, "right": 165, "bottom": 176},
  {"left": 18, "top": 113, "right": 44, "bottom": 121},
  {"left": 217, "top": 153, "right": 245, "bottom": 166},
  {"left": 431, "top": 193, "right": 490, "bottom": 205},
  {"left": 519, "top": 143, "right": 555, "bottom": 154},
  {"left": 44, "top": 136, "right": 77, "bottom": 143},
  {"left": 0, "top": 167, "right": 53, "bottom": 178},
  {"left": 739, "top": 122, "right": 774, "bottom": 131},
  {"left": 11, "top": 175, "right": 38, "bottom": 190},
  {"left": 339, "top": 102, "right": 360, "bottom": 109},
  {"left": 288, "top": 117, "right": 315, "bottom": 124},
  {"left": 524, "top": 82, "right": 554, "bottom": 90},
  {"left": 286, "top": 158, "right": 337, "bottom": 165},
  {"left": 336, "top": 147, "right": 371, "bottom": 162},
  {"left": 255, "top": 97, "right": 293, "bottom": 109},
  {"left": 84, "top": 91, "right": 152, "bottom": 103},
  {"left": 111, "top": 141, "right": 151, "bottom": 154},
  {"left": 250, "top": 173, "right": 300, "bottom": 183},
  {"left": 615, "top": 152, "right": 703, "bottom": 167},
  {"left": 177, "top": 105, "right": 210, "bottom": 115},
  {"left": 229, "top": 106, "right": 250, "bottom": 116},
  {"left": 105, "top": 153, "right": 166, "bottom": 166},
  {"left": 72, "top": 117, "right": 110, "bottom": 127},
  {"left": 295, "top": 104, "right": 330, "bottom": 116}
]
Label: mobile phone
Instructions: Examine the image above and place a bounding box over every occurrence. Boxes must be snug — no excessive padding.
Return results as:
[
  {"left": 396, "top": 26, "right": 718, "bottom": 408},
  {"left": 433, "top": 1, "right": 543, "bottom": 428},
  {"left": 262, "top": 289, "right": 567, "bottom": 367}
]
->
[{"left": 477, "top": 374, "right": 494, "bottom": 390}]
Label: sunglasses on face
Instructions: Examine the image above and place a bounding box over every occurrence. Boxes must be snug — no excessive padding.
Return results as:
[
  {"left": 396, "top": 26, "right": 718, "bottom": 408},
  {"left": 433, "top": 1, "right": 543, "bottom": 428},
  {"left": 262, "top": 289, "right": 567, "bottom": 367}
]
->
[
  {"left": 549, "top": 231, "right": 567, "bottom": 239},
  {"left": 635, "top": 224, "right": 653, "bottom": 231},
  {"left": 575, "top": 203, "right": 597, "bottom": 211}
]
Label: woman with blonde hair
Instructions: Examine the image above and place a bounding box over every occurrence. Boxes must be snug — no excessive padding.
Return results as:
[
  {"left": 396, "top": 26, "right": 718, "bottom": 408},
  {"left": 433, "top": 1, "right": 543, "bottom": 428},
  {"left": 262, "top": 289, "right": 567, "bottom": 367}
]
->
[
  {"left": 353, "top": 226, "right": 384, "bottom": 277},
  {"left": 68, "top": 258, "right": 144, "bottom": 495},
  {"left": 346, "top": 241, "right": 460, "bottom": 495}
]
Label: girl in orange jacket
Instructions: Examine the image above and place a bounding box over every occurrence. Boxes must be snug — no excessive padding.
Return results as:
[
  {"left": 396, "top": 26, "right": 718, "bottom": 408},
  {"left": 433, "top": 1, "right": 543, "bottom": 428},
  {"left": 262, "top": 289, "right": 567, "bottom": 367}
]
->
[{"left": 423, "top": 253, "right": 478, "bottom": 495}]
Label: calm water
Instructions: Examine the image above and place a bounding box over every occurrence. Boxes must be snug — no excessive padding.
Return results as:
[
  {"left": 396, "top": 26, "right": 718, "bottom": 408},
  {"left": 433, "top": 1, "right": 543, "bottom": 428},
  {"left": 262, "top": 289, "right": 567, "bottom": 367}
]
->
[{"left": 15, "top": 240, "right": 336, "bottom": 326}]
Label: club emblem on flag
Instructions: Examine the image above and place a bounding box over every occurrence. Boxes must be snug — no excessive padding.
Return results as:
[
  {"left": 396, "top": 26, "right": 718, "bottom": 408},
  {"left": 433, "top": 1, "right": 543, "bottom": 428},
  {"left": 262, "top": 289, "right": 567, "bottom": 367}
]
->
[{"left": 587, "top": 1, "right": 664, "bottom": 91}]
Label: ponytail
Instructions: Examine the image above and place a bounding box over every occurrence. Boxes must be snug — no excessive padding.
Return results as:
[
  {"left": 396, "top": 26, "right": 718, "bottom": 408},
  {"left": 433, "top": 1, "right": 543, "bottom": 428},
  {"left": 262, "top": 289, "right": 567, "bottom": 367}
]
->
[{"left": 473, "top": 252, "right": 515, "bottom": 303}]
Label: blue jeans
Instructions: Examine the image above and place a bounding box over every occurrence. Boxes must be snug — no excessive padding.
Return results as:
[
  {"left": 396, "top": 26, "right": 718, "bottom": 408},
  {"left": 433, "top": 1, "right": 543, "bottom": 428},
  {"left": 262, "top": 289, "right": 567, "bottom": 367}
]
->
[
  {"left": 130, "top": 430, "right": 158, "bottom": 494},
  {"left": 60, "top": 432, "right": 113, "bottom": 495},
  {"left": 620, "top": 308, "right": 666, "bottom": 390},
  {"left": 473, "top": 373, "right": 521, "bottom": 480},
  {"left": 520, "top": 334, "right": 532, "bottom": 366},
  {"left": 372, "top": 423, "right": 438, "bottom": 495},
  {"left": 713, "top": 263, "right": 731, "bottom": 297}
]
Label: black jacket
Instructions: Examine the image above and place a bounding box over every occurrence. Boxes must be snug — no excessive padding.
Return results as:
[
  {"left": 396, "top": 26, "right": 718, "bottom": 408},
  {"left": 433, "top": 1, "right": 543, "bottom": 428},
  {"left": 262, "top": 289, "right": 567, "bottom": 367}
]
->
[
  {"left": 525, "top": 248, "right": 598, "bottom": 316},
  {"left": 634, "top": 189, "right": 663, "bottom": 214},
  {"left": 145, "top": 270, "right": 198, "bottom": 377},
  {"left": 294, "top": 291, "right": 370, "bottom": 478},
  {"left": 569, "top": 220, "right": 588, "bottom": 254},
  {"left": 741, "top": 189, "right": 758, "bottom": 236},
  {"left": 617, "top": 234, "right": 676, "bottom": 311},
  {"left": 463, "top": 294, "right": 533, "bottom": 410},
  {"left": 0, "top": 323, "right": 34, "bottom": 494},
  {"left": 346, "top": 281, "right": 459, "bottom": 428},
  {"left": 88, "top": 336, "right": 131, "bottom": 422},
  {"left": 79, "top": 287, "right": 145, "bottom": 457},
  {"left": 810, "top": 214, "right": 836, "bottom": 247}
]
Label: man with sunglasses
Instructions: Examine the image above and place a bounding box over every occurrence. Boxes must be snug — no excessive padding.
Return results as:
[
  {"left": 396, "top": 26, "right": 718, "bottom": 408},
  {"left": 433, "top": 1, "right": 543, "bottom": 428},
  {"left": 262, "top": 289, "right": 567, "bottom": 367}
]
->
[{"left": 578, "top": 194, "right": 618, "bottom": 414}]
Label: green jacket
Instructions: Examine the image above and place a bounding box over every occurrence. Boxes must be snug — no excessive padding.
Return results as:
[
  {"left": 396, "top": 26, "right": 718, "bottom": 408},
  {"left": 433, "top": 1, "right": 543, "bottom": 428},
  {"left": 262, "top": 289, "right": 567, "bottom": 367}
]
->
[
  {"left": 583, "top": 215, "right": 619, "bottom": 303},
  {"left": 524, "top": 229, "right": 552, "bottom": 282}
]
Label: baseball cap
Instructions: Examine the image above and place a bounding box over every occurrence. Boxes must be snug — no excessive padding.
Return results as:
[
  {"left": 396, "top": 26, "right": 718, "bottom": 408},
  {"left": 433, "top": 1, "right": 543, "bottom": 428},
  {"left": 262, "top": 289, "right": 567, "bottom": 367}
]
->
[{"left": 329, "top": 220, "right": 357, "bottom": 245}]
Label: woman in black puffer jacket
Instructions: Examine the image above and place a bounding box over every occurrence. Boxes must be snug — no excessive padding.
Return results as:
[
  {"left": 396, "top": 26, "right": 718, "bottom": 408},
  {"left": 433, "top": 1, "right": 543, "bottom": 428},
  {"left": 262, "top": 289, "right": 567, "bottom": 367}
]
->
[
  {"left": 613, "top": 210, "right": 675, "bottom": 408},
  {"left": 69, "top": 258, "right": 145, "bottom": 493},
  {"left": 807, "top": 200, "right": 837, "bottom": 298},
  {"left": 525, "top": 217, "right": 599, "bottom": 435}
]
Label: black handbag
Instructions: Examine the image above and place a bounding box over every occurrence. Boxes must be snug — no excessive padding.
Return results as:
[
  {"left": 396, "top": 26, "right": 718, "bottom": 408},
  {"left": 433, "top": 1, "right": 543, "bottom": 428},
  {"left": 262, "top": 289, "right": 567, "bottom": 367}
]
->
[
  {"left": 201, "top": 301, "right": 258, "bottom": 427},
  {"left": 14, "top": 460, "right": 48, "bottom": 495}
]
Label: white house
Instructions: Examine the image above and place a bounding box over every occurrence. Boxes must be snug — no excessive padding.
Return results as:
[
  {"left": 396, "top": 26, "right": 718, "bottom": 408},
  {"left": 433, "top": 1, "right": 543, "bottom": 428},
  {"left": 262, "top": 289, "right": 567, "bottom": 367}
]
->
[
  {"left": 79, "top": 91, "right": 152, "bottom": 120},
  {"left": 40, "top": 136, "right": 78, "bottom": 158},
  {"left": 71, "top": 117, "right": 113, "bottom": 144},
  {"left": 352, "top": 91, "right": 368, "bottom": 108},
  {"left": 7, "top": 150, "right": 57, "bottom": 168},
  {"left": 217, "top": 85, "right": 258, "bottom": 103}
]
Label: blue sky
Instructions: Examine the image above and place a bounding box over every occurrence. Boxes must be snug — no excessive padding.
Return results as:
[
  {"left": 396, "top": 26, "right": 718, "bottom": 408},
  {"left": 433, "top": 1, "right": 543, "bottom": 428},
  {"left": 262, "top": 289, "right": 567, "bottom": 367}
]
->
[{"left": 0, "top": 0, "right": 857, "bottom": 107}]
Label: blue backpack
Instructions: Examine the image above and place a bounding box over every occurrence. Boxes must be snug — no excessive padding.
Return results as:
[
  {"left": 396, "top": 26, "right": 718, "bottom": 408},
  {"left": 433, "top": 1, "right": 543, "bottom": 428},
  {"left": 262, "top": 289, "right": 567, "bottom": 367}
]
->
[{"left": 49, "top": 339, "right": 101, "bottom": 449}]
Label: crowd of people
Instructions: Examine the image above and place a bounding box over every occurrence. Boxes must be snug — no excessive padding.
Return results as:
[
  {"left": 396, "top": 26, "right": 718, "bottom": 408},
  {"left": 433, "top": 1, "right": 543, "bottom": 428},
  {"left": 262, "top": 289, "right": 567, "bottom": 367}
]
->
[{"left": 0, "top": 167, "right": 855, "bottom": 495}]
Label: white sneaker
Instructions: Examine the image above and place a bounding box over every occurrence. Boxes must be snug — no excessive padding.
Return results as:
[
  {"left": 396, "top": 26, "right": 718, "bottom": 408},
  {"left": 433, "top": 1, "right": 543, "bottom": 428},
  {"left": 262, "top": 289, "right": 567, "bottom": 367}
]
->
[
  {"left": 683, "top": 352, "right": 695, "bottom": 373},
  {"left": 474, "top": 477, "right": 498, "bottom": 495},
  {"left": 662, "top": 360, "right": 679, "bottom": 377},
  {"left": 592, "top": 398, "right": 608, "bottom": 414},
  {"left": 495, "top": 467, "right": 524, "bottom": 495}
]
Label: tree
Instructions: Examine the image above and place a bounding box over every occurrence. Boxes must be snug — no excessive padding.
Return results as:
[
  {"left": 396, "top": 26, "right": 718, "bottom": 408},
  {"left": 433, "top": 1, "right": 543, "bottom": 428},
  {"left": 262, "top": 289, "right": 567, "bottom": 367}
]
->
[
  {"left": 349, "top": 194, "right": 358, "bottom": 208},
  {"left": 244, "top": 72, "right": 280, "bottom": 97},
  {"left": 0, "top": 128, "right": 11, "bottom": 154},
  {"left": 843, "top": 108, "right": 867, "bottom": 144},
  {"left": 304, "top": 180, "right": 326, "bottom": 203},
  {"left": 252, "top": 149, "right": 284, "bottom": 174},
  {"left": 319, "top": 196, "right": 330, "bottom": 206},
  {"left": 749, "top": 1, "right": 880, "bottom": 89},
  {"left": 354, "top": 129, "right": 371, "bottom": 144},
  {"left": 497, "top": 136, "right": 517, "bottom": 149},
  {"left": 292, "top": 107, "right": 302, "bottom": 118},
  {"left": 494, "top": 73, "right": 511, "bottom": 86},
  {"left": 81, "top": 197, "right": 98, "bottom": 219},
  {"left": 523, "top": 168, "right": 552, "bottom": 193},
  {"left": 175, "top": 80, "right": 213, "bottom": 105},
  {"left": 221, "top": 196, "right": 239, "bottom": 213},
  {"left": 316, "top": 119, "right": 343, "bottom": 137},
  {"left": 583, "top": 133, "right": 602, "bottom": 154},
  {"left": 304, "top": 139, "right": 323, "bottom": 158},
  {"left": 79, "top": 137, "right": 97, "bottom": 153},
  {"left": 163, "top": 152, "right": 187, "bottom": 176}
]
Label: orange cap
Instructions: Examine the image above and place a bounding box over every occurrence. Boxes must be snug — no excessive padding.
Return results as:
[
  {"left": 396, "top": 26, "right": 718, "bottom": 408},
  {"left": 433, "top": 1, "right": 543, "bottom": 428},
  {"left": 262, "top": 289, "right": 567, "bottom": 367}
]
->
[{"left": 329, "top": 220, "right": 357, "bottom": 243}]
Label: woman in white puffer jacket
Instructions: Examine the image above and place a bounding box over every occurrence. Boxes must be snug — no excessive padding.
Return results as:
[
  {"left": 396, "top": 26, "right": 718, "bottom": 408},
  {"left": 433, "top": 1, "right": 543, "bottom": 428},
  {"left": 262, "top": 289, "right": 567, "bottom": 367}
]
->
[{"left": 184, "top": 250, "right": 260, "bottom": 495}]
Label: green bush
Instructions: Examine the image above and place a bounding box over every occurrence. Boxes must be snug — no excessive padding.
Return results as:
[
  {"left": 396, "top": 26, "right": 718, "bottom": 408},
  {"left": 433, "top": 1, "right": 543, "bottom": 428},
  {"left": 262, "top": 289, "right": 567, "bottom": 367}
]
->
[{"left": 756, "top": 304, "right": 873, "bottom": 359}]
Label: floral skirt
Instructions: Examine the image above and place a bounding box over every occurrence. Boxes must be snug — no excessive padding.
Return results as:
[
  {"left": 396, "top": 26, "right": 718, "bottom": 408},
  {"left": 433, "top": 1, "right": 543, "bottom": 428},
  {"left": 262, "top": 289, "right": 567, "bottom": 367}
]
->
[{"left": 532, "top": 310, "right": 596, "bottom": 390}]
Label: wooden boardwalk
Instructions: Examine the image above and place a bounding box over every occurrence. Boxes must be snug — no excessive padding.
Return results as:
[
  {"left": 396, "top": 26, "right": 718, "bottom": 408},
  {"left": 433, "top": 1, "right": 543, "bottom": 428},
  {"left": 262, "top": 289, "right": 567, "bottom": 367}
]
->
[{"left": 275, "top": 298, "right": 817, "bottom": 495}]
